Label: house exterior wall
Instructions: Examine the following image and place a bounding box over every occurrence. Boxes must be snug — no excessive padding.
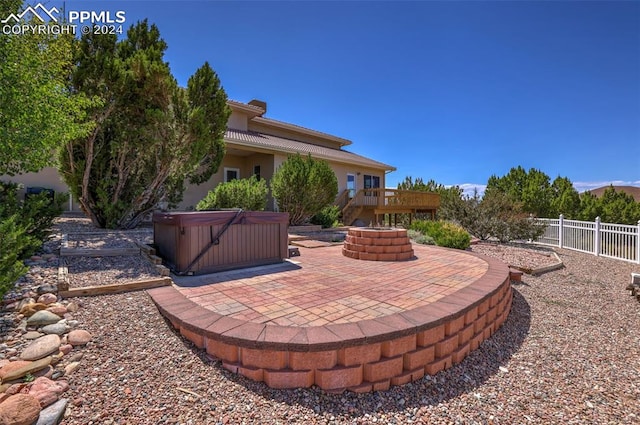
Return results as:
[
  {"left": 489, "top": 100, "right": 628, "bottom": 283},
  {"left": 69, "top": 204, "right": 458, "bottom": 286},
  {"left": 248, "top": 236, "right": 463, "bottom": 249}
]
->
[
  {"left": 0, "top": 167, "right": 78, "bottom": 212},
  {"left": 329, "top": 164, "right": 386, "bottom": 197},
  {"left": 2, "top": 102, "right": 392, "bottom": 222},
  {"left": 227, "top": 110, "right": 249, "bottom": 131},
  {"left": 179, "top": 154, "right": 246, "bottom": 210}
]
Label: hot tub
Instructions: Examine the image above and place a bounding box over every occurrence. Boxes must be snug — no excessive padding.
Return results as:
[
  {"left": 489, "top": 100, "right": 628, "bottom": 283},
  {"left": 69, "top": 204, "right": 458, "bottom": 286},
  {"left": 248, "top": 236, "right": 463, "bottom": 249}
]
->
[{"left": 153, "top": 210, "right": 289, "bottom": 275}]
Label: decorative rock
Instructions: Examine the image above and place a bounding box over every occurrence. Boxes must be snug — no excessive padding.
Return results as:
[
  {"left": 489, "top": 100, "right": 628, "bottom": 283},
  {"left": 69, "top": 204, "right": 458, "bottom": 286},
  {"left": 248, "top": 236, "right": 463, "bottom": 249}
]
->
[
  {"left": 4, "top": 383, "right": 27, "bottom": 396},
  {"left": 19, "top": 303, "right": 48, "bottom": 318},
  {"left": 49, "top": 353, "right": 64, "bottom": 366},
  {"left": 27, "top": 377, "right": 69, "bottom": 408},
  {"left": 40, "top": 323, "right": 68, "bottom": 336},
  {"left": 63, "top": 362, "right": 80, "bottom": 376},
  {"left": 67, "top": 330, "right": 92, "bottom": 346},
  {"left": 26, "top": 311, "right": 61, "bottom": 327},
  {"left": 36, "top": 294, "right": 57, "bottom": 306},
  {"left": 45, "top": 306, "right": 67, "bottom": 317},
  {"left": 16, "top": 298, "right": 35, "bottom": 312},
  {"left": 36, "top": 285, "right": 57, "bottom": 296},
  {"left": 66, "top": 353, "right": 83, "bottom": 363},
  {"left": 0, "top": 357, "right": 53, "bottom": 382},
  {"left": 0, "top": 394, "right": 41, "bottom": 425},
  {"left": 51, "top": 371, "right": 63, "bottom": 380},
  {"left": 34, "top": 365, "right": 53, "bottom": 379},
  {"left": 35, "top": 398, "right": 67, "bottom": 425},
  {"left": 0, "top": 361, "right": 33, "bottom": 381},
  {"left": 66, "top": 320, "right": 79, "bottom": 329},
  {"left": 59, "top": 345, "right": 73, "bottom": 355},
  {"left": 23, "top": 331, "right": 44, "bottom": 340},
  {"left": 20, "top": 335, "right": 61, "bottom": 361},
  {"left": 65, "top": 302, "right": 79, "bottom": 313}
]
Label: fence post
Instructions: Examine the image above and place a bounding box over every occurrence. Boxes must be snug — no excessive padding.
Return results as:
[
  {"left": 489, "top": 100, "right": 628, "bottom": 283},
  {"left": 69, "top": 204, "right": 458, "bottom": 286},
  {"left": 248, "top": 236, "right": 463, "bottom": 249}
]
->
[
  {"left": 558, "top": 214, "right": 564, "bottom": 249},
  {"left": 637, "top": 220, "right": 640, "bottom": 264},
  {"left": 594, "top": 216, "right": 601, "bottom": 257}
]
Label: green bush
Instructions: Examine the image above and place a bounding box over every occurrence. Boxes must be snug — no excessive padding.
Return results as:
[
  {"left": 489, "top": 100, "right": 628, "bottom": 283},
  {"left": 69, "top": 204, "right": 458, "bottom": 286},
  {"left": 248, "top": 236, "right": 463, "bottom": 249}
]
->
[
  {"left": 0, "top": 182, "right": 65, "bottom": 297},
  {"left": 407, "top": 229, "right": 435, "bottom": 245},
  {"left": 196, "top": 175, "right": 268, "bottom": 211},
  {"left": 271, "top": 154, "right": 338, "bottom": 225},
  {"left": 311, "top": 205, "right": 341, "bottom": 228},
  {"left": 409, "top": 220, "right": 470, "bottom": 250}
]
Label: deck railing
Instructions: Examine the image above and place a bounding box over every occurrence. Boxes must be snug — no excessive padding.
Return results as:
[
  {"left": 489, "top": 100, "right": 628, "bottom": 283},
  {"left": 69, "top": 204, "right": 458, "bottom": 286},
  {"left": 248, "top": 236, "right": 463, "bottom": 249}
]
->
[
  {"left": 345, "top": 188, "right": 440, "bottom": 210},
  {"left": 537, "top": 215, "right": 640, "bottom": 264}
]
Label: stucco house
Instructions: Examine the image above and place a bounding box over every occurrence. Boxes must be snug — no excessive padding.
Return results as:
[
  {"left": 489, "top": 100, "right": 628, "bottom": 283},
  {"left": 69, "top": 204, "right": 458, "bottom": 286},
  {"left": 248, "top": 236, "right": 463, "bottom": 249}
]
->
[{"left": 3, "top": 99, "right": 439, "bottom": 225}]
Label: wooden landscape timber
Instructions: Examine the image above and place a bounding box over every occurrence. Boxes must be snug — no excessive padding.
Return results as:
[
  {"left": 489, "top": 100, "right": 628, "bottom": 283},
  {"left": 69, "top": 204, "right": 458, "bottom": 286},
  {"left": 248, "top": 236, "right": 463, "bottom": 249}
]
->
[{"left": 59, "top": 276, "right": 172, "bottom": 298}]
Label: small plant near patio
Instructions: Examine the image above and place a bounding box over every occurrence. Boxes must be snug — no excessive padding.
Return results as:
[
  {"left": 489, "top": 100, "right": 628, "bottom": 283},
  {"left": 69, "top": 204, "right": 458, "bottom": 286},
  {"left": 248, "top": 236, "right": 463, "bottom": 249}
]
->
[
  {"left": 311, "top": 205, "right": 341, "bottom": 228},
  {"left": 409, "top": 220, "right": 470, "bottom": 250},
  {"left": 0, "top": 182, "right": 64, "bottom": 297},
  {"left": 407, "top": 229, "right": 435, "bottom": 245},
  {"left": 196, "top": 176, "right": 267, "bottom": 211},
  {"left": 271, "top": 154, "right": 338, "bottom": 226}
]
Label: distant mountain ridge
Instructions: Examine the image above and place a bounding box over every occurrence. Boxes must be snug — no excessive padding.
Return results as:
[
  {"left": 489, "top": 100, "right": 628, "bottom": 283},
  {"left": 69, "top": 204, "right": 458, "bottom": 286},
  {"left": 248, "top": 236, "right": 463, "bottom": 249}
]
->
[{"left": 585, "top": 185, "right": 640, "bottom": 202}]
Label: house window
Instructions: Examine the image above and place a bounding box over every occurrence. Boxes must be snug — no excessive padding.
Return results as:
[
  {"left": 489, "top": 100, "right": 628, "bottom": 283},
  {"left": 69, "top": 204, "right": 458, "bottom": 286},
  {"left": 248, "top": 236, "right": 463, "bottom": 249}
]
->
[
  {"left": 364, "top": 175, "right": 380, "bottom": 196},
  {"left": 224, "top": 167, "right": 240, "bottom": 182},
  {"left": 253, "top": 165, "right": 261, "bottom": 180}
]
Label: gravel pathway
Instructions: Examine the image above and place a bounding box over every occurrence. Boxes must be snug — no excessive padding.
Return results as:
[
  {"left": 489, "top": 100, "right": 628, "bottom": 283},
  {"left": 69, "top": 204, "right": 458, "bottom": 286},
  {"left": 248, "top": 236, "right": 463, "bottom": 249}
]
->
[{"left": 33, "top": 219, "right": 640, "bottom": 423}]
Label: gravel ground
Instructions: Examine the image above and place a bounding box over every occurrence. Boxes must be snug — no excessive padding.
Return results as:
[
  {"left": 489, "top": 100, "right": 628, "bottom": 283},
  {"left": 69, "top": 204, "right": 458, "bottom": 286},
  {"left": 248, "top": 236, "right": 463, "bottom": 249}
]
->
[
  {"left": 470, "top": 242, "right": 559, "bottom": 271},
  {"left": 40, "top": 218, "right": 640, "bottom": 423},
  {"left": 65, "top": 256, "right": 159, "bottom": 288}
]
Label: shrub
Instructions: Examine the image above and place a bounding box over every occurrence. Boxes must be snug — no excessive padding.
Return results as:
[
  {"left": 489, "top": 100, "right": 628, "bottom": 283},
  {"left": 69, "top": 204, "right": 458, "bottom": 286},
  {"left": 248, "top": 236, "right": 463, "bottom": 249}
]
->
[
  {"left": 444, "top": 190, "right": 545, "bottom": 242},
  {"left": 311, "top": 205, "right": 341, "bottom": 228},
  {"left": 407, "top": 229, "right": 435, "bottom": 245},
  {"left": 0, "top": 182, "right": 64, "bottom": 297},
  {"left": 409, "top": 220, "right": 470, "bottom": 250},
  {"left": 196, "top": 175, "right": 268, "bottom": 211},
  {"left": 271, "top": 154, "right": 338, "bottom": 225}
]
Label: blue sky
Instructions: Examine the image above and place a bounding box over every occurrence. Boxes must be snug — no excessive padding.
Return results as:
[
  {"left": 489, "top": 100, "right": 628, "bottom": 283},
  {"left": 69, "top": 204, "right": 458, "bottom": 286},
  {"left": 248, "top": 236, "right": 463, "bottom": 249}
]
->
[{"left": 30, "top": 1, "right": 640, "bottom": 193}]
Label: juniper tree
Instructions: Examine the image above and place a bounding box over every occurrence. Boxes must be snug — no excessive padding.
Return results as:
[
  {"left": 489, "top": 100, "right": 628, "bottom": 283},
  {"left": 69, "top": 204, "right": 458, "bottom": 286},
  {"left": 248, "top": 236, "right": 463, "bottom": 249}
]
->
[{"left": 59, "top": 21, "right": 230, "bottom": 229}]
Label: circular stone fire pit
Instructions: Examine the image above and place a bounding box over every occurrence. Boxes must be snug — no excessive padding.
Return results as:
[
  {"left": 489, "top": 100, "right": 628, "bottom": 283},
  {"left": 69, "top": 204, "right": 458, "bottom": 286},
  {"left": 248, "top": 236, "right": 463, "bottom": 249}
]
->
[{"left": 342, "top": 227, "right": 414, "bottom": 261}]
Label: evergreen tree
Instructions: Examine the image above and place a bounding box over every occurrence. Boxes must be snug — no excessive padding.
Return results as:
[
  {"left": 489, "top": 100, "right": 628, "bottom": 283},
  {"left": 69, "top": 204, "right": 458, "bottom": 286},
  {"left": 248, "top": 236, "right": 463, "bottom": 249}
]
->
[
  {"left": 550, "top": 176, "right": 581, "bottom": 218},
  {"left": 0, "top": 0, "right": 91, "bottom": 175},
  {"left": 271, "top": 154, "right": 338, "bottom": 225},
  {"left": 59, "top": 21, "right": 230, "bottom": 229},
  {"left": 485, "top": 166, "right": 553, "bottom": 217}
]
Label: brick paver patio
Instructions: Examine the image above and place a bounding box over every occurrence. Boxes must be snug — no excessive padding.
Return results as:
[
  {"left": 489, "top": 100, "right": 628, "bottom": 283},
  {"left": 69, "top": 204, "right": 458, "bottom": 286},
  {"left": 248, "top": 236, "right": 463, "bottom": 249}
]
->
[
  {"left": 148, "top": 243, "right": 512, "bottom": 392},
  {"left": 173, "top": 244, "right": 489, "bottom": 327}
]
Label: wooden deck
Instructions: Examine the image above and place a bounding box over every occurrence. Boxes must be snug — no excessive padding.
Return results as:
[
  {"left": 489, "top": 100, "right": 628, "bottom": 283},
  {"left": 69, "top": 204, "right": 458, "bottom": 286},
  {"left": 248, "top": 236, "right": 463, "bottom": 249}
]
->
[{"left": 340, "top": 188, "right": 440, "bottom": 225}]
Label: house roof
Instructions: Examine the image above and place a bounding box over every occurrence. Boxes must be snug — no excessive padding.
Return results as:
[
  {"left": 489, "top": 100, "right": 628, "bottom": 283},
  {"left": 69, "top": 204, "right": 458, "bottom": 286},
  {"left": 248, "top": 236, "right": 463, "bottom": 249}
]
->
[
  {"left": 225, "top": 128, "right": 396, "bottom": 172},
  {"left": 251, "top": 116, "right": 353, "bottom": 147}
]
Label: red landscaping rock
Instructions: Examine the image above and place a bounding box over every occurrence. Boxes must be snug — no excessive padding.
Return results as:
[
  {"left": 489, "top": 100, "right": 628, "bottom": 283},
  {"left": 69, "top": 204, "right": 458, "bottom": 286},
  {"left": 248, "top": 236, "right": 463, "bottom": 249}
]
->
[{"left": 0, "top": 394, "right": 41, "bottom": 425}]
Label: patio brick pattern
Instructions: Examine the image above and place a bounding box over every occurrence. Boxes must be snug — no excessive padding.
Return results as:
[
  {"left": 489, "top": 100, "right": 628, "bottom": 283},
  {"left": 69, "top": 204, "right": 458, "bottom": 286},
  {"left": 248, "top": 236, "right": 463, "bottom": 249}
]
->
[{"left": 148, "top": 244, "right": 512, "bottom": 393}]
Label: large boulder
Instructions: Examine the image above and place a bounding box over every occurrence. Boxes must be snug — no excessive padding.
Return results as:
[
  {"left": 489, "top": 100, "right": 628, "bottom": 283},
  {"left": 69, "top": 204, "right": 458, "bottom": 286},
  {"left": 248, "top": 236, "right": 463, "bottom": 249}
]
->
[
  {"left": 20, "top": 335, "right": 61, "bottom": 361},
  {"left": 0, "top": 394, "right": 41, "bottom": 425}
]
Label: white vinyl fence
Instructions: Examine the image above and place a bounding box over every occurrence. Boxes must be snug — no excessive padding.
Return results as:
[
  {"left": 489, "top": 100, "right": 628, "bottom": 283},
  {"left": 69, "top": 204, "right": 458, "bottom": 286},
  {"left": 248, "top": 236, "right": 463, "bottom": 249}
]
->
[{"left": 536, "top": 215, "right": 640, "bottom": 264}]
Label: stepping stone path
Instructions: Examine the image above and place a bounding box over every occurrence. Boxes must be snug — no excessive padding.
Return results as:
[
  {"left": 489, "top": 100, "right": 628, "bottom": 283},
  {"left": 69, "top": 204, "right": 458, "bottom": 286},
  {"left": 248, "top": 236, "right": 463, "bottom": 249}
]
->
[{"left": 0, "top": 247, "right": 94, "bottom": 424}]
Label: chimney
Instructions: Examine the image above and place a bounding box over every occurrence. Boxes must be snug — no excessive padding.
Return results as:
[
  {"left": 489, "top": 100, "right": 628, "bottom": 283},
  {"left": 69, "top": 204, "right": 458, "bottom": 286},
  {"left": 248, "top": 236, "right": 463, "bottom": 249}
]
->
[{"left": 248, "top": 99, "right": 267, "bottom": 116}]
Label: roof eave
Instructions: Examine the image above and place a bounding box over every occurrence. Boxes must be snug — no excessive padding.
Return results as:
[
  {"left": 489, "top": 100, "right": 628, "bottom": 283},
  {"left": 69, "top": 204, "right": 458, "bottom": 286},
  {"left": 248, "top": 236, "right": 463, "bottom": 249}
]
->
[
  {"left": 224, "top": 137, "right": 394, "bottom": 172},
  {"left": 227, "top": 100, "right": 265, "bottom": 118}
]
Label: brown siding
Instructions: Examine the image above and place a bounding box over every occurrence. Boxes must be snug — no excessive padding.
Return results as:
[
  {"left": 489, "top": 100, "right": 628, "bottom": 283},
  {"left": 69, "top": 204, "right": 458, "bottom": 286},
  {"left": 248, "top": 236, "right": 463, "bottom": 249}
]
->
[{"left": 153, "top": 211, "right": 289, "bottom": 274}]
